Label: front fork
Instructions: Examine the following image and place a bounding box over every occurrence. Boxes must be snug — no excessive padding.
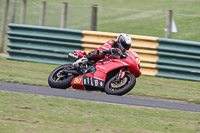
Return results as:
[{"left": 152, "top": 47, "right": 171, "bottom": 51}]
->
[{"left": 114, "top": 68, "right": 126, "bottom": 83}]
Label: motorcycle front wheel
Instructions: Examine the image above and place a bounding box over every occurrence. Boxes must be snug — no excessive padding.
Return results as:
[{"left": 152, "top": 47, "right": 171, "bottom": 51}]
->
[
  {"left": 105, "top": 73, "right": 136, "bottom": 96},
  {"left": 48, "top": 64, "right": 76, "bottom": 89}
]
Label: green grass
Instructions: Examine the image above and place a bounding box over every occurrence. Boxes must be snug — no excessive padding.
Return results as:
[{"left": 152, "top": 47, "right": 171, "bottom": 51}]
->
[
  {"left": 132, "top": 76, "right": 200, "bottom": 104},
  {"left": 0, "top": 0, "right": 200, "bottom": 41},
  {"left": 0, "top": 56, "right": 57, "bottom": 86},
  {"left": 1, "top": 56, "right": 200, "bottom": 104},
  {"left": 0, "top": 91, "right": 200, "bottom": 133},
  {"left": 1, "top": 1, "right": 200, "bottom": 132}
]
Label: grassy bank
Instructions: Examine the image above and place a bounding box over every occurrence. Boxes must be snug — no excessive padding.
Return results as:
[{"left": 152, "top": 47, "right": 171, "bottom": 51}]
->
[
  {"left": 0, "top": 91, "right": 200, "bottom": 133},
  {"left": 0, "top": 56, "right": 200, "bottom": 103},
  {"left": 0, "top": 0, "right": 200, "bottom": 41}
]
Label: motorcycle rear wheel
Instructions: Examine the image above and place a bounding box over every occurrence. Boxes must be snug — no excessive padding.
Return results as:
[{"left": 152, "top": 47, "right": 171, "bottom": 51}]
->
[
  {"left": 48, "top": 64, "right": 76, "bottom": 89},
  {"left": 105, "top": 73, "right": 136, "bottom": 96}
]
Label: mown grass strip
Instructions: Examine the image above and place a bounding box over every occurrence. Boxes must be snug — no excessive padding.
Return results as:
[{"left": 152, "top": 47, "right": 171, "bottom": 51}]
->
[
  {"left": 0, "top": 91, "right": 200, "bottom": 133},
  {"left": 1, "top": 0, "right": 200, "bottom": 41}
]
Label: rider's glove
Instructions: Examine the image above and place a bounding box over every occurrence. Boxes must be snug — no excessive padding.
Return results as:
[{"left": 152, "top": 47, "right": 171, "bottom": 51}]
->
[
  {"left": 111, "top": 48, "right": 122, "bottom": 55},
  {"left": 111, "top": 48, "right": 119, "bottom": 54}
]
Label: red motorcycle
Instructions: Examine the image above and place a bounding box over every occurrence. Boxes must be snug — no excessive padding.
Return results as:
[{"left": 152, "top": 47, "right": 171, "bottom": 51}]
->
[{"left": 48, "top": 49, "right": 141, "bottom": 96}]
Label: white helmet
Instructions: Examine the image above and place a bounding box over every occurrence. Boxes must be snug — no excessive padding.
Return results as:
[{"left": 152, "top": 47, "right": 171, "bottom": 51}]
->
[{"left": 116, "top": 33, "right": 132, "bottom": 50}]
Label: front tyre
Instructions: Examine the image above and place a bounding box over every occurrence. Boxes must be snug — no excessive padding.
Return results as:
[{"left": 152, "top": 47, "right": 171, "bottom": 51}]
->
[
  {"left": 48, "top": 64, "right": 76, "bottom": 89},
  {"left": 105, "top": 73, "right": 136, "bottom": 96}
]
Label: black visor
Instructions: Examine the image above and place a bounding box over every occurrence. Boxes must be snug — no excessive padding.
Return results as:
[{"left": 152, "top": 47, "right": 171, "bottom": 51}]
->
[{"left": 120, "top": 40, "right": 130, "bottom": 50}]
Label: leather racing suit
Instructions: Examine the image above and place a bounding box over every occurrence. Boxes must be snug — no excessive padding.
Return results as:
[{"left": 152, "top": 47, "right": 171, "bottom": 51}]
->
[{"left": 85, "top": 40, "right": 121, "bottom": 61}]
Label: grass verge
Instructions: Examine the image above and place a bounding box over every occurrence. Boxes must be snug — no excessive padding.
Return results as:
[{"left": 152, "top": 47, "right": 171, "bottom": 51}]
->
[
  {"left": 0, "top": 56, "right": 200, "bottom": 103},
  {"left": 0, "top": 91, "right": 200, "bottom": 133},
  {"left": 1, "top": 0, "right": 200, "bottom": 41}
]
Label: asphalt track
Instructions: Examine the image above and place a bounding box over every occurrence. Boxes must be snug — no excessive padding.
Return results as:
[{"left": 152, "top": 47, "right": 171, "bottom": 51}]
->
[{"left": 0, "top": 81, "right": 200, "bottom": 113}]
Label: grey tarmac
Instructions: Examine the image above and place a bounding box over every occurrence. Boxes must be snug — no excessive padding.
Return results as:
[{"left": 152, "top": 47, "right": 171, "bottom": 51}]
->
[{"left": 0, "top": 82, "right": 200, "bottom": 113}]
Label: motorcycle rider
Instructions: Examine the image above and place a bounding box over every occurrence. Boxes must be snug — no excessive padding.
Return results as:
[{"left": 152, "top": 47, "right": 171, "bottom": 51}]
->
[{"left": 73, "top": 33, "right": 132, "bottom": 67}]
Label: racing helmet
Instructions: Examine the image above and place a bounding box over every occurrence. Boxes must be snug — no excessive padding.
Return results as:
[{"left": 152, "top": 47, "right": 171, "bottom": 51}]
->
[{"left": 116, "top": 33, "right": 132, "bottom": 50}]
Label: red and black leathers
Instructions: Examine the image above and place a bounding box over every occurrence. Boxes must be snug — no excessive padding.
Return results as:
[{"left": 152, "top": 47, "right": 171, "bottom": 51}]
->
[{"left": 85, "top": 40, "right": 119, "bottom": 60}]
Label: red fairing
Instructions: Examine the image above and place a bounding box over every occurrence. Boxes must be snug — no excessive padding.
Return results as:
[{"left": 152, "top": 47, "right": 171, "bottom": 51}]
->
[
  {"left": 93, "top": 51, "right": 141, "bottom": 79},
  {"left": 74, "top": 50, "right": 87, "bottom": 58},
  {"left": 71, "top": 76, "right": 85, "bottom": 90},
  {"left": 71, "top": 49, "right": 141, "bottom": 90},
  {"left": 124, "top": 51, "right": 141, "bottom": 78}
]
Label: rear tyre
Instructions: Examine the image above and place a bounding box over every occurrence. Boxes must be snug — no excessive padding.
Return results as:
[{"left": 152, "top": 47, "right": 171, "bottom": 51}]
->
[
  {"left": 105, "top": 73, "right": 136, "bottom": 96},
  {"left": 48, "top": 64, "right": 76, "bottom": 89}
]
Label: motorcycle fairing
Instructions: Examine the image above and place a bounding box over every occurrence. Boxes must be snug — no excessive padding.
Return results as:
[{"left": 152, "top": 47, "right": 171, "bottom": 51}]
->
[
  {"left": 123, "top": 51, "right": 141, "bottom": 78},
  {"left": 71, "top": 76, "right": 85, "bottom": 90},
  {"left": 82, "top": 76, "right": 105, "bottom": 90},
  {"left": 93, "top": 59, "right": 128, "bottom": 81},
  {"left": 71, "top": 50, "right": 141, "bottom": 91},
  {"left": 71, "top": 75, "right": 105, "bottom": 90}
]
